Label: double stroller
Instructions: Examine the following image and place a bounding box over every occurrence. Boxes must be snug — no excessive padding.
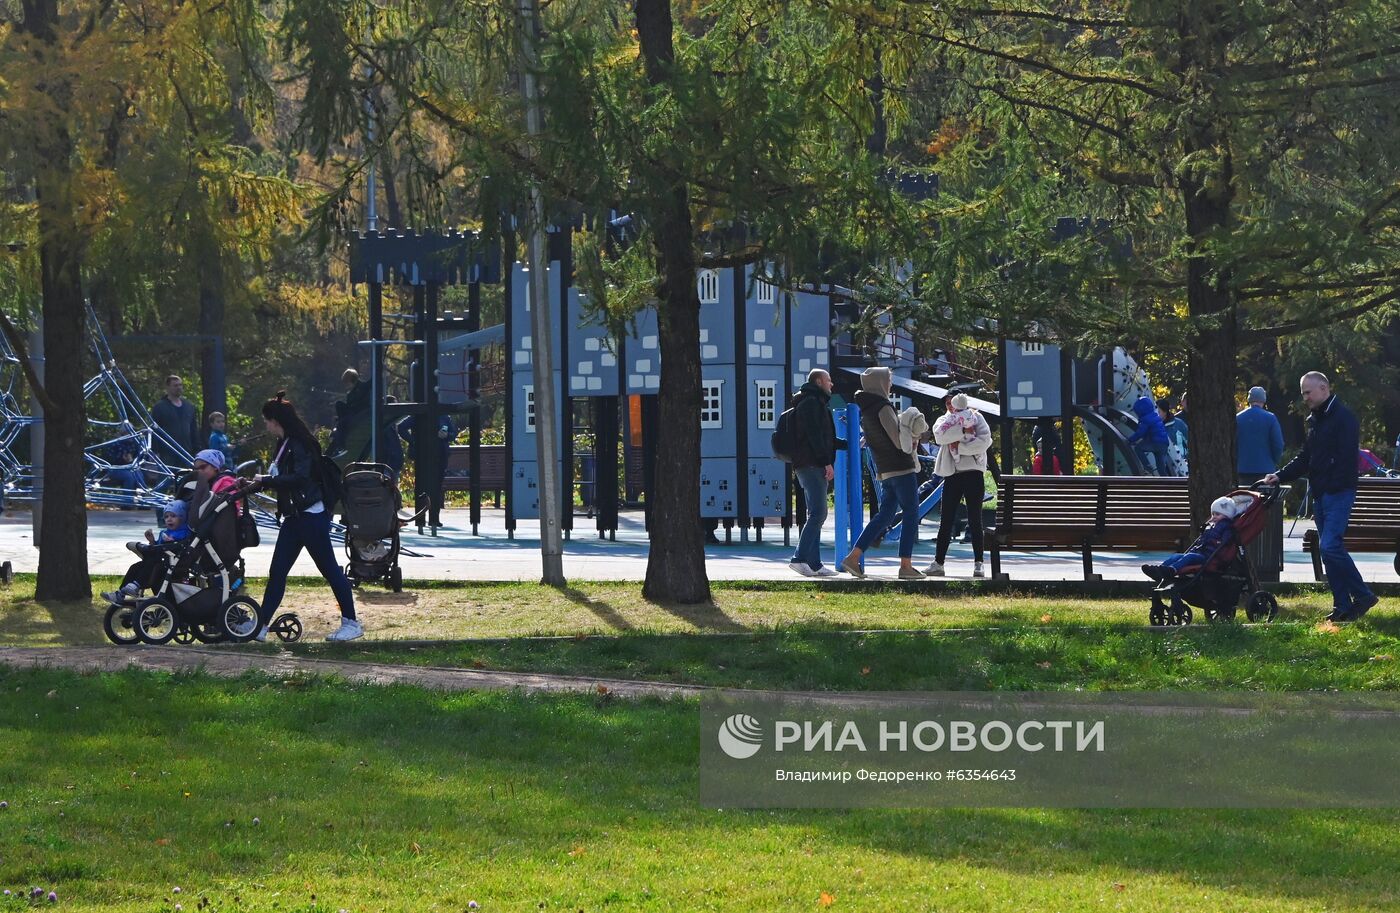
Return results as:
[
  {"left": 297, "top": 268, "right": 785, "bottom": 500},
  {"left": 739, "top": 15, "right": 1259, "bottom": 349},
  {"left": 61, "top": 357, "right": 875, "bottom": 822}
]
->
[
  {"left": 1147, "top": 485, "right": 1283, "bottom": 626},
  {"left": 102, "top": 487, "right": 303, "bottom": 645},
  {"left": 341, "top": 462, "right": 413, "bottom": 593}
]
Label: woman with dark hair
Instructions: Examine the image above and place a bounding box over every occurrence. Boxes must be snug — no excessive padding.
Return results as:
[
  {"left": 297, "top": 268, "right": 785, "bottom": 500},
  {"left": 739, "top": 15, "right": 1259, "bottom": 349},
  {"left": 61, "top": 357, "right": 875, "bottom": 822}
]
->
[{"left": 251, "top": 392, "right": 362, "bottom": 642}]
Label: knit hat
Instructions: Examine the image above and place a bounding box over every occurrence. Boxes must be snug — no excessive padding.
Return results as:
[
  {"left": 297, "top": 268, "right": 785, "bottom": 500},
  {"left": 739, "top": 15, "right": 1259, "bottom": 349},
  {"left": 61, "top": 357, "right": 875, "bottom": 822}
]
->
[
  {"left": 1210, "top": 496, "right": 1237, "bottom": 518},
  {"left": 192, "top": 448, "right": 225, "bottom": 470},
  {"left": 1247, "top": 386, "right": 1267, "bottom": 404},
  {"left": 949, "top": 393, "right": 969, "bottom": 411},
  {"left": 163, "top": 498, "right": 189, "bottom": 522}
]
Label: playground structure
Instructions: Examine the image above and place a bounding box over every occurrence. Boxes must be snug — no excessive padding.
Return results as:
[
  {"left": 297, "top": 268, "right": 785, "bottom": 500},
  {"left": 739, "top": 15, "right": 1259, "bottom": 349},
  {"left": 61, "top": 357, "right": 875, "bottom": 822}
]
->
[
  {"left": 0, "top": 214, "right": 1179, "bottom": 553},
  {"left": 345, "top": 216, "right": 1179, "bottom": 547}
]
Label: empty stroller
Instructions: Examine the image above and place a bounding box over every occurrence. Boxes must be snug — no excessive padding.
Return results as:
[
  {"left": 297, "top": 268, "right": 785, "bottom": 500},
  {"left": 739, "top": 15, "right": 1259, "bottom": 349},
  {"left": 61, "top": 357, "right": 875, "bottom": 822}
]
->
[
  {"left": 341, "top": 462, "right": 411, "bottom": 592},
  {"left": 1147, "top": 485, "right": 1282, "bottom": 625},
  {"left": 103, "top": 489, "right": 303, "bottom": 645}
]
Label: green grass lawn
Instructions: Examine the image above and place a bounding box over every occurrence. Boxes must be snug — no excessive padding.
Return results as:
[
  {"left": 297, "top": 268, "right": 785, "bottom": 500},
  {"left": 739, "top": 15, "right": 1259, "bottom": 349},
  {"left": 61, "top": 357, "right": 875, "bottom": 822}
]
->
[
  {"left": 6, "top": 578, "right": 1400, "bottom": 911},
  {"left": 294, "top": 619, "right": 1400, "bottom": 691},
  {"left": 0, "top": 575, "right": 1388, "bottom": 645},
  {"left": 4, "top": 666, "right": 1400, "bottom": 913}
]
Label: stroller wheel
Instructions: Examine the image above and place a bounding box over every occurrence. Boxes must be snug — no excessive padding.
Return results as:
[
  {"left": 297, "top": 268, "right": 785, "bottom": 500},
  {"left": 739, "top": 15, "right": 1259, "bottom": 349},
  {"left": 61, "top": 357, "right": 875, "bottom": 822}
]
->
[
  {"left": 190, "top": 623, "right": 226, "bottom": 644},
  {"left": 1149, "top": 594, "right": 1168, "bottom": 626},
  {"left": 133, "top": 598, "right": 180, "bottom": 645},
  {"left": 271, "top": 613, "right": 303, "bottom": 643},
  {"left": 219, "top": 595, "right": 263, "bottom": 643},
  {"left": 172, "top": 626, "right": 196, "bottom": 645},
  {"left": 389, "top": 565, "right": 403, "bottom": 593},
  {"left": 102, "top": 602, "right": 140, "bottom": 646},
  {"left": 1246, "top": 591, "right": 1280, "bottom": 623},
  {"left": 1204, "top": 606, "right": 1237, "bottom": 624},
  {"left": 1168, "top": 595, "right": 1193, "bottom": 626}
]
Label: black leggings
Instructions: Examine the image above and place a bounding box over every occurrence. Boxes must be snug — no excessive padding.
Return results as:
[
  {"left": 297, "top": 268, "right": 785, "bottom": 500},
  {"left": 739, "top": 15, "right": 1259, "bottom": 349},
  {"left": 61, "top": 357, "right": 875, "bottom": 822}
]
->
[
  {"left": 121, "top": 544, "right": 180, "bottom": 591},
  {"left": 935, "top": 470, "right": 985, "bottom": 563}
]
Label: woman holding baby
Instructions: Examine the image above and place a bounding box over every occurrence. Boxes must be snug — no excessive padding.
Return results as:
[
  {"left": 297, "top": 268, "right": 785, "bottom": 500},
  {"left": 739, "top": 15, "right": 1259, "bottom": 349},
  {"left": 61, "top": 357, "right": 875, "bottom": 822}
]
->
[{"left": 927, "top": 392, "right": 992, "bottom": 578}]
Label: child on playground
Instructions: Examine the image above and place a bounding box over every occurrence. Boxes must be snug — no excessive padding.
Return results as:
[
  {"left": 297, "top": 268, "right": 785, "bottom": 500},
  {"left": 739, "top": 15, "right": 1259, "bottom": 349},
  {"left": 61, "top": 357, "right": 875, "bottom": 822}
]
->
[
  {"left": 208, "top": 412, "right": 234, "bottom": 463},
  {"left": 101, "top": 499, "right": 192, "bottom": 604},
  {"left": 1141, "top": 496, "right": 1242, "bottom": 580}
]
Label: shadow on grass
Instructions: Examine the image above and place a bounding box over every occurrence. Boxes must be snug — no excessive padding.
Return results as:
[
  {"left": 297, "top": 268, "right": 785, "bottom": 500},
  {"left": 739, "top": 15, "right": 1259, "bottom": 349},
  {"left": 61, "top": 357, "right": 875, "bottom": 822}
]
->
[{"left": 2, "top": 665, "right": 1399, "bottom": 909}]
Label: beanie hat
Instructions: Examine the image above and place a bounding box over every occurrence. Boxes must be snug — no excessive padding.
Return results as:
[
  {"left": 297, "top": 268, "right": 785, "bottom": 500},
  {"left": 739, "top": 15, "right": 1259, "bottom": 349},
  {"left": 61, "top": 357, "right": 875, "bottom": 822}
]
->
[
  {"left": 1248, "top": 386, "right": 1267, "bottom": 404},
  {"left": 1210, "top": 496, "right": 1237, "bottom": 518},
  {"left": 193, "top": 448, "right": 225, "bottom": 471},
  {"left": 949, "top": 393, "right": 969, "bottom": 411},
  {"left": 163, "top": 498, "right": 189, "bottom": 522}
]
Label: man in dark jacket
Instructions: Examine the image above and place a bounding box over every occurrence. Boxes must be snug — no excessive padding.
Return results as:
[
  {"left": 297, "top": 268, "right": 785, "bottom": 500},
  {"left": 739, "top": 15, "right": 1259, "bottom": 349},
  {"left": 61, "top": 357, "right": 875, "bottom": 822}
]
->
[
  {"left": 149, "top": 374, "right": 199, "bottom": 465},
  {"left": 1265, "top": 371, "right": 1377, "bottom": 621},
  {"left": 788, "top": 370, "right": 837, "bottom": 576}
]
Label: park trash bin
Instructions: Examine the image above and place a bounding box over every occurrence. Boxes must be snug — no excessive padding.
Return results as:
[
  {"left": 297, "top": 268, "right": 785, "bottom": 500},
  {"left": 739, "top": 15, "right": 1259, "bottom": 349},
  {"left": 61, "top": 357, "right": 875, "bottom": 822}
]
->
[{"left": 1244, "top": 485, "right": 1287, "bottom": 583}]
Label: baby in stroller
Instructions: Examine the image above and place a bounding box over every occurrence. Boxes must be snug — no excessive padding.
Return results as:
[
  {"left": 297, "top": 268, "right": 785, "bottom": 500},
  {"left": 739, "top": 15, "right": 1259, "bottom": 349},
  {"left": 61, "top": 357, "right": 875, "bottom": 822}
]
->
[
  {"left": 102, "top": 498, "right": 191, "bottom": 604},
  {"left": 1142, "top": 495, "right": 1243, "bottom": 580}
]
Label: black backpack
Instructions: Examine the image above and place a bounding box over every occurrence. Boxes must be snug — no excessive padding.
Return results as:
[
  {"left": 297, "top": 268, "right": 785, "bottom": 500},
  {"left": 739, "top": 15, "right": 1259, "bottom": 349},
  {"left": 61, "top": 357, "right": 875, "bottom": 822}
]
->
[
  {"left": 315, "top": 454, "right": 345, "bottom": 514},
  {"left": 770, "top": 398, "right": 806, "bottom": 464}
]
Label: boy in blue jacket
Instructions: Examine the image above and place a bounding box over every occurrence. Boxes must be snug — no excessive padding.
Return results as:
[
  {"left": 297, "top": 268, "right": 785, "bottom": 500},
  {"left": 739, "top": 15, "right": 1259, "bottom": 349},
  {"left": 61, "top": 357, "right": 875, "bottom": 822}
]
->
[{"left": 1128, "top": 395, "right": 1174, "bottom": 476}]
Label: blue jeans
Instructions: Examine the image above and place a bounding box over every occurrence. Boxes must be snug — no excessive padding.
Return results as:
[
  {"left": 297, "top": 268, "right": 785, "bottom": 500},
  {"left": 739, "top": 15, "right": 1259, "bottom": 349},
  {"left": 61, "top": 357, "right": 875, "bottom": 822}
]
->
[
  {"left": 792, "top": 465, "right": 829, "bottom": 570},
  {"left": 1314, "top": 489, "right": 1375, "bottom": 611},
  {"left": 853, "top": 472, "right": 920, "bottom": 559},
  {"left": 260, "top": 510, "right": 357, "bottom": 625},
  {"left": 1134, "top": 441, "right": 1174, "bottom": 476}
]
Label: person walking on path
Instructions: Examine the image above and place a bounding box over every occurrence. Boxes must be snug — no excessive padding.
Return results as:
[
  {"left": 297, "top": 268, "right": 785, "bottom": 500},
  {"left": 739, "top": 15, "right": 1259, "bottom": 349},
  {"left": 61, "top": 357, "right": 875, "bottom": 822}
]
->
[
  {"left": 1127, "top": 394, "right": 1173, "bottom": 475},
  {"left": 150, "top": 374, "right": 199, "bottom": 465},
  {"left": 840, "top": 367, "right": 925, "bottom": 579},
  {"left": 1264, "top": 372, "right": 1377, "bottom": 622},
  {"left": 1237, "top": 386, "right": 1284, "bottom": 487},
  {"left": 926, "top": 393, "right": 992, "bottom": 578},
  {"left": 786, "top": 370, "right": 838, "bottom": 577},
  {"left": 250, "top": 392, "right": 363, "bottom": 642}
]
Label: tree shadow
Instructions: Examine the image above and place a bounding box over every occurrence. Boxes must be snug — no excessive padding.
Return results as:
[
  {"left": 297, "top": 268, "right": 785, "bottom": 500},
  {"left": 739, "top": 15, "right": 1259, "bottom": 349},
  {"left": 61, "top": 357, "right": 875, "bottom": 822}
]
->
[
  {"left": 556, "top": 585, "right": 635, "bottom": 632},
  {"left": 4, "top": 666, "right": 1400, "bottom": 910}
]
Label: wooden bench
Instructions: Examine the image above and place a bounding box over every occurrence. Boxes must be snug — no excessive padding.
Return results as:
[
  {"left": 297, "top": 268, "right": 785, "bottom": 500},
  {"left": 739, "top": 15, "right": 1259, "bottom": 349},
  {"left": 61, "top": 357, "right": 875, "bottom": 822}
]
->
[
  {"left": 1301, "top": 478, "right": 1400, "bottom": 579},
  {"left": 443, "top": 444, "right": 508, "bottom": 506},
  {"left": 989, "top": 476, "right": 1194, "bottom": 581}
]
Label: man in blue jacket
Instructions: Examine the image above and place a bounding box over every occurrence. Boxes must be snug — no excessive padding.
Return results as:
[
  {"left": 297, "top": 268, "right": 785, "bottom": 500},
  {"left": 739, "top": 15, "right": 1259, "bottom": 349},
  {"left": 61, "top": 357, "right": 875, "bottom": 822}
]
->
[
  {"left": 1236, "top": 386, "right": 1283, "bottom": 486},
  {"left": 1264, "top": 372, "right": 1377, "bottom": 621}
]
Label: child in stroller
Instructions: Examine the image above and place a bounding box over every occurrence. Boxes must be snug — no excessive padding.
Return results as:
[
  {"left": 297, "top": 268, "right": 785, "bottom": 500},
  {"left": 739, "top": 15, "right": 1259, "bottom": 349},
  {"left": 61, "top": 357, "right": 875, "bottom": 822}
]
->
[
  {"left": 1143, "top": 486, "right": 1282, "bottom": 625},
  {"left": 1142, "top": 496, "right": 1244, "bottom": 580},
  {"left": 101, "top": 481, "right": 302, "bottom": 646},
  {"left": 102, "top": 498, "right": 191, "bottom": 605}
]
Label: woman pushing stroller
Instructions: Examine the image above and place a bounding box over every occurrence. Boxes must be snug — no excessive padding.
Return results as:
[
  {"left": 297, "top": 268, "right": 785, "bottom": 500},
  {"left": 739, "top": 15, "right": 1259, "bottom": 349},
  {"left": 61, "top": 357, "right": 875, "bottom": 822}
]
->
[{"left": 245, "top": 392, "right": 363, "bottom": 643}]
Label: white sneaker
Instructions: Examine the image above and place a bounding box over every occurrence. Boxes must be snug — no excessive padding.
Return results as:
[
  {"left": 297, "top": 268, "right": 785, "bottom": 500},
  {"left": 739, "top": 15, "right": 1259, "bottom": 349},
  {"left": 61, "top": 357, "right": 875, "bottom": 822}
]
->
[
  {"left": 326, "top": 618, "right": 364, "bottom": 642},
  {"left": 253, "top": 626, "right": 269, "bottom": 643},
  {"left": 923, "top": 561, "right": 946, "bottom": 577},
  {"left": 787, "top": 561, "right": 816, "bottom": 577},
  {"left": 812, "top": 567, "right": 839, "bottom": 577},
  {"left": 973, "top": 561, "right": 985, "bottom": 578}
]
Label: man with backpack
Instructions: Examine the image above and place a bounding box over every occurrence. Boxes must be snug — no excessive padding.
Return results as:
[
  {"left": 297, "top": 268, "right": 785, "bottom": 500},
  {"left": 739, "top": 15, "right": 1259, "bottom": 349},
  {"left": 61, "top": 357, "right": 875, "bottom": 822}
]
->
[{"left": 776, "top": 369, "right": 837, "bottom": 576}]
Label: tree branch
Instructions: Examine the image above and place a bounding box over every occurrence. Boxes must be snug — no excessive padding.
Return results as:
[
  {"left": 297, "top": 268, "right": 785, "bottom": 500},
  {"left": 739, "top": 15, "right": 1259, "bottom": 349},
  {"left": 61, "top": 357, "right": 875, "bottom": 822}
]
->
[
  {"left": 1240, "top": 286, "right": 1400, "bottom": 341},
  {"left": 0, "top": 310, "right": 58, "bottom": 414}
]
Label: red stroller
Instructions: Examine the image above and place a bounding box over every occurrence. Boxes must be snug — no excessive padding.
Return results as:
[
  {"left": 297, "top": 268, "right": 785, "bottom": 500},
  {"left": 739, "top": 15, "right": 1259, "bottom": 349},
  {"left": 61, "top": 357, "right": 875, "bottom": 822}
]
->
[{"left": 1148, "top": 486, "right": 1283, "bottom": 625}]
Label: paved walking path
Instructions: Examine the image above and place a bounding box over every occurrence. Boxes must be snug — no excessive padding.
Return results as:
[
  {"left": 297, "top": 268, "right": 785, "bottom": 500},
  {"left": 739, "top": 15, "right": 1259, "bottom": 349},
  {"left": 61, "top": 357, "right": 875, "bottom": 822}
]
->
[
  {"left": 4, "top": 506, "right": 1395, "bottom": 584},
  {"left": 0, "top": 645, "right": 706, "bottom": 699}
]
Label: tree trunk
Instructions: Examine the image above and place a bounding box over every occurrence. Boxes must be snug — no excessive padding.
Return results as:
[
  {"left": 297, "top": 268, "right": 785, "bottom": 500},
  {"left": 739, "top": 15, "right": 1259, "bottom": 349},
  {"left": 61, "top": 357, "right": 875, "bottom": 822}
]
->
[
  {"left": 1178, "top": 8, "right": 1238, "bottom": 528},
  {"left": 635, "top": 0, "right": 711, "bottom": 604},
  {"left": 25, "top": 0, "right": 91, "bottom": 601},
  {"left": 197, "top": 231, "right": 227, "bottom": 430}
]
